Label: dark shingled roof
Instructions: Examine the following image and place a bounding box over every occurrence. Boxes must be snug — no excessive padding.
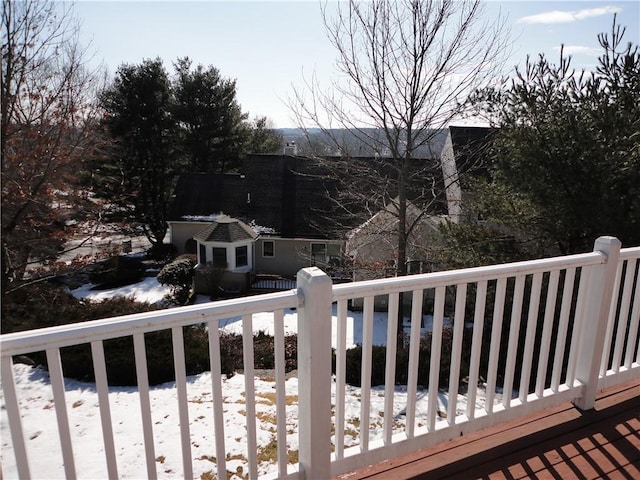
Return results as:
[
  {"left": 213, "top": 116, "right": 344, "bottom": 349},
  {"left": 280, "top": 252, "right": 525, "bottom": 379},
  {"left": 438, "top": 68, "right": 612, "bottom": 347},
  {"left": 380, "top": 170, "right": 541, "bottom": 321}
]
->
[
  {"left": 168, "top": 155, "right": 337, "bottom": 239},
  {"left": 168, "top": 173, "right": 247, "bottom": 221},
  {"left": 193, "top": 216, "right": 257, "bottom": 243}
]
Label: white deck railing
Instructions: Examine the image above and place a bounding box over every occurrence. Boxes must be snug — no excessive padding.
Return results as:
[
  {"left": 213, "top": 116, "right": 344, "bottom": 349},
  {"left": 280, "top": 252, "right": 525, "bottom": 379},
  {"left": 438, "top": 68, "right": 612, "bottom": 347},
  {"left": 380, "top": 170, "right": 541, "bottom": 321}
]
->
[{"left": 1, "top": 236, "right": 639, "bottom": 479}]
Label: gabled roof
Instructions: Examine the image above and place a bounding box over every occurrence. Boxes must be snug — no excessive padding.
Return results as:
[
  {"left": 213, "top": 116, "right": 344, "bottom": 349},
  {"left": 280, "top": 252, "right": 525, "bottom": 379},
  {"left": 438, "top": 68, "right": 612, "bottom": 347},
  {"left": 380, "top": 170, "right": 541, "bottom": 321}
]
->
[{"left": 194, "top": 215, "right": 257, "bottom": 243}]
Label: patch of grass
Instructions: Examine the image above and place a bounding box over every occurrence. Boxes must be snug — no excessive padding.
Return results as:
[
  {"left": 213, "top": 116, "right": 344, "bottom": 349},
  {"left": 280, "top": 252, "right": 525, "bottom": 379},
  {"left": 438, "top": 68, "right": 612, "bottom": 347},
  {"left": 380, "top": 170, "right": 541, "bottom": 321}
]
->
[
  {"left": 347, "top": 417, "right": 361, "bottom": 428},
  {"left": 256, "top": 411, "right": 277, "bottom": 425},
  {"left": 198, "top": 455, "right": 216, "bottom": 464},
  {"left": 344, "top": 427, "right": 358, "bottom": 437},
  {"left": 156, "top": 456, "right": 165, "bottom": 463},
  {"left": 256, "top": 392, "right": 298, "bottom": 406},
  {"left": 226, "top": 453, "right": 245, "bottom": 461},
  {"left": 257, "top": 438, "right": 278, "bottom": 464},
  {"left": 256, "top": 438, "right": 299, "bottom": 466},
  {"left": 288, "top": 449, "right": 299, "bottom": 464}
]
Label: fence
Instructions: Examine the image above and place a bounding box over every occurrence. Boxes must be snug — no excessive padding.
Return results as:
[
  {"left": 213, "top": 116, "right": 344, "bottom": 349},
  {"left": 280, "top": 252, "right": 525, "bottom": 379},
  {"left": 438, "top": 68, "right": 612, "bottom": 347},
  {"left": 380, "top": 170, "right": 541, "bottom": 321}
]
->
[{"left": 1, "top": 236, "right": 639, "bottom": 479}]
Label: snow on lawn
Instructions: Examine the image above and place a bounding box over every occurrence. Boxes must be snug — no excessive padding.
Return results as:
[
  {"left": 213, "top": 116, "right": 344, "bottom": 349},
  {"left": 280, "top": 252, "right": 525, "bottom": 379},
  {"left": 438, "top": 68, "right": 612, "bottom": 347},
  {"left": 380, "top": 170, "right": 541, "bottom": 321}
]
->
[
  {"left": 2, "top": 278, "right": 493, "bottom": 478},
  {"left": 0, "top": 363, "right": 499, "bottom": 480},
  {"left": 71, "top": 277, "right": 172, "bottom": 305}
]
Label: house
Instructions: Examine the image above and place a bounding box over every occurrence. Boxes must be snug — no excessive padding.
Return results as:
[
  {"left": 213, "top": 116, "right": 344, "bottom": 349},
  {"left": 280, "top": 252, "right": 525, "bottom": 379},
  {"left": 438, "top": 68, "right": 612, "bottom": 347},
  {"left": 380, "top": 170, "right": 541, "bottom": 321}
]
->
[
  {"left": 169, "top": 127, "right": 493, "bottom": 295},
  {"left": 167, "top": 153, "right": 344, "bottom": 294},
  {"left": 346, "top": 200, "right": 448, "bottom": 280},
  {"left": 343, "top": 125, "right": 494, "bottom": 290},
  {"left": 439, "top": 125, "right": 494, "bottom": 223}
]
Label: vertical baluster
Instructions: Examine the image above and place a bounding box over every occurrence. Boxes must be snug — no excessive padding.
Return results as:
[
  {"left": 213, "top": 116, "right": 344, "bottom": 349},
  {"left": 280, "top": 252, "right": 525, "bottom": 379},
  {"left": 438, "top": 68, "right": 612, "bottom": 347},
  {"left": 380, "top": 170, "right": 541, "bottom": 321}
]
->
[
  {"left": 427, "top": 286, "right": 445, "bottom": 431},
  {"left": 90, "top": 340, "right": 118, "bottom": 478},
  {"left": 242, "top": 314, "right": 258, "bottom": 479},
  {"left": 335, "top": 300, "right": 348, "bottom": 457},
  {"left": 519, "top": 273, "right": 543, "bottom": 403},
  {"left": 133, "top": 333, "right": 157, "bottom": 480},
  {"left": 551, "top": 268, "right": 576, "bottom": 391},
  {"left": 273, "top": 310, "right": 288, "bottom": 475},
  {"left": 45, "top": 348, "right": 77, "bottom": 479},
  {"left": 1, "top": 356, "right": 31, "bottom": 479},
  {"left": 485, "top": 278, "right": 506, "bottom": 414},
  {"left": 600, "top": 262, "right": 623, "bottom": 375},
  {"left": 383, "top": 292, "right": 399, "bottom": 444},
  {"left": 611, "top": 259, "right": 637, "bottom": 372},
  {"left": 466, "top": 281, "right": 487, "bottom": 418},
  {"left": 502, "top": 275, "right": 525, "bottom": 408},
  {"left": 624, "top": 261, "right": 640, "bottom": 367},
  {"left": 447, "top": 283, "right": 467, "bottom": 423},
  {"left": 207, "top": 322, "right": 226, "bottom": 478},
  {"left": 535, "top": 271, "right": 560, "bottom": 396},
  {"left": 171, "top": 326, "right": 192, "bottom": 479},
  {"left": 360, "top": 296, "right": 374, "bottom": 452},
  {"left": 405, "top": 288, "right": 424, "bottom": 438},
  {"left": 565, "top": 266, "right": 591, "bottom": 387}
]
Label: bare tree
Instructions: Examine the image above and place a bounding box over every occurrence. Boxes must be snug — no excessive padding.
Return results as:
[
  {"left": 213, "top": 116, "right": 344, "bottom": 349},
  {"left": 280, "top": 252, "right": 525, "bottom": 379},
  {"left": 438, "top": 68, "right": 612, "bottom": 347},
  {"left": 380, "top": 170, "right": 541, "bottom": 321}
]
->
[
  {"left": 1, "top": 0, "right": 105, "bottom": 294},
  {"left": 290, "top": 0, "right": 509, "bottom": 278}
]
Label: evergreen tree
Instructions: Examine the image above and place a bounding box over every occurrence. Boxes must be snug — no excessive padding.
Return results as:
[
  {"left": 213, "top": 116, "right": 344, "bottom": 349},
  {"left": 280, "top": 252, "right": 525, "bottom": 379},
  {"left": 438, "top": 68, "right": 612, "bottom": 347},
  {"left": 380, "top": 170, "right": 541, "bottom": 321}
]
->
[
  {"left": 100, "top": 58, "right": 177, "bottom": 248},
  {"left": 173, "top": 57, "right": 248, "bottom": 173},
  {"left": 440, "top": 16, "right": 640, "bottom": 266}
]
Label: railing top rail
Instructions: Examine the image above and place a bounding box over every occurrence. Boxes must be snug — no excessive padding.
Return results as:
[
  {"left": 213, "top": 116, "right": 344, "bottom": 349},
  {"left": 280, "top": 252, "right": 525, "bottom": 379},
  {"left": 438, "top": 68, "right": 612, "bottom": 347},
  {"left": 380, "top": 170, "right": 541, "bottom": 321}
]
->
[
  {"left": 620, "top": 246, "right": 640, "bottom": 260},
  {"left": 0, "top": 289, "right": 298, "bottom": 357},
  {"left": 332, "top": 251, "right": 605, "bottom": 302}
]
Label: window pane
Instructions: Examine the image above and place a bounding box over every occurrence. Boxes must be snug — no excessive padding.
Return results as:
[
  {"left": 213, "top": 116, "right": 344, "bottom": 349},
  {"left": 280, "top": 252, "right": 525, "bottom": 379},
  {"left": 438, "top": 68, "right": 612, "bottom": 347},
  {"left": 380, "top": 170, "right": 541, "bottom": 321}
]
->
[
  {"left": 263, "top": 241, "right": 274, "bottom": 257},
  {"left": 311, "top": 243, "right": 326, "bottom": 255},
  {"left": 213, "top": 248, "right": 227, "bottom": 268},
  {"left": 199, "top": 243, "right": 206, "bottom": 264},
  {"left": 236, "top": 245, "right": 248, "bottom": 267}
]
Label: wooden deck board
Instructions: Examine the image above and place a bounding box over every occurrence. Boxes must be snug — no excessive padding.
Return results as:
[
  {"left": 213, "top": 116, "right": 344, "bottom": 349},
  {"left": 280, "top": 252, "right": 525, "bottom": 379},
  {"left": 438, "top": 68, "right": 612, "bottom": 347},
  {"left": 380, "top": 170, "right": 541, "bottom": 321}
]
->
[{"left": 335, "top": 378, "right": 640, "bottom": 480}]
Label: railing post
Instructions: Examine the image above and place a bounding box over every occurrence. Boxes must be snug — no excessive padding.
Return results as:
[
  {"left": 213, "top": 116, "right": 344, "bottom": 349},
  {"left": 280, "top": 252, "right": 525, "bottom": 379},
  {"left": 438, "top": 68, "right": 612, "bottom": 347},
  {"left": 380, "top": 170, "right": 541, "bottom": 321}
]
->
[
  {"left": 296, "top": 267, "right": 333, "bottom": 479},
  {"left": 573, "top": 236, "right": 621, "bottom": 410}
]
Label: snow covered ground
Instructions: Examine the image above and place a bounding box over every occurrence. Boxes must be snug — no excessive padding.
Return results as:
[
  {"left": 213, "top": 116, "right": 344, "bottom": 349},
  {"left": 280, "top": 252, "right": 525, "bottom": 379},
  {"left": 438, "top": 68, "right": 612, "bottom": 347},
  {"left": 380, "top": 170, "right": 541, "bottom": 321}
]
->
[{"left": 2, "top": 276, "right": 493, "bottom": 479}]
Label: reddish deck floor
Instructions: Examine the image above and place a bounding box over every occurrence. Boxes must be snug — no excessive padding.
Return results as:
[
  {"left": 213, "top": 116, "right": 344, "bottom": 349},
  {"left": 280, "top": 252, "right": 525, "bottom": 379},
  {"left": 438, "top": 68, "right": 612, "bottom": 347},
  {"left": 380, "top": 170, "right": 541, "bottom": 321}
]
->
[{"left": 336, "top": 378, "right": 640, "bottom": 480}]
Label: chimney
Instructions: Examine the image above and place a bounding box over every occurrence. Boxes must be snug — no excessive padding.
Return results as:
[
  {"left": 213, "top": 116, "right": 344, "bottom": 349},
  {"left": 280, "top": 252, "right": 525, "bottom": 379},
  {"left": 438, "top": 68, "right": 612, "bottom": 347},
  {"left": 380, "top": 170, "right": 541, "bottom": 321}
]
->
[{"left": 284, "top": 141, "right": 298, "bottom": 156}]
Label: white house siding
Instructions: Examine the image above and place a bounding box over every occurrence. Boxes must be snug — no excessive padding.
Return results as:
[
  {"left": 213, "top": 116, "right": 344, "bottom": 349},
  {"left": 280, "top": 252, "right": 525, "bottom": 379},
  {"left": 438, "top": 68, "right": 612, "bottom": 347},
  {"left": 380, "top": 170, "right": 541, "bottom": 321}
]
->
[
  {"left": 168, "top": 222, "right": 208, "bottom": 254},
  {"left": 439, "top": 131, "right": 463, "bottom": 223}
]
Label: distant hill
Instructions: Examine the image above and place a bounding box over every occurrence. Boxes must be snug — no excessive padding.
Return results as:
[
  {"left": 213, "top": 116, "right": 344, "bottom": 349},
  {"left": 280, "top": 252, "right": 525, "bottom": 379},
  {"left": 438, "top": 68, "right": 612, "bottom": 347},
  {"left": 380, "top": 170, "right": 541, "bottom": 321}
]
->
[{"left": 274, "top": 128, "right": 448, "bottom": 158}]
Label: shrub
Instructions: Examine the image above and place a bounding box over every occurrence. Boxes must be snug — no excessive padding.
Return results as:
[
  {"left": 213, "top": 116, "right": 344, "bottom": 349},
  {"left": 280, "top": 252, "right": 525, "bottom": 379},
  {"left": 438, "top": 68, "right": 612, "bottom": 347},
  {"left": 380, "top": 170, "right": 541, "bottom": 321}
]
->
[
  {"left": 335, "top": 328, "right": 458, "bottom": 388},
  {"left": 89, "top": 255, "right": 146, "bottom": 289},
  {"left": 157, "top": 256, "right": 196, "bottom": 304},
  {"left": 147, "top": 242, "right": 176, "bottom": 261}
]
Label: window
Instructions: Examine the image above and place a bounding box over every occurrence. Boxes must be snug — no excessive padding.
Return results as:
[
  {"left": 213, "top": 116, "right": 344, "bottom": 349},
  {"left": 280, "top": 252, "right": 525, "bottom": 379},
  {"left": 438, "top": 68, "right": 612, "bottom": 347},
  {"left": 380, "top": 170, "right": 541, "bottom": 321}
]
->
[
  {"left": 236, "top": 245, "right": 248, "bottom": 267},
  {"left": 311, "top": 242, "right": 341, "bottom": 266},
  {"left": 212, "top": 247, "right": 227, "bottom": 268},
  {"left": 311, "top": 243, "right": 326, "bottom": 265},
  {"left": 263, "top": 240, "right": 275, "bottom": 257},
  {"left": 327, "top": 243, "right": 341, "bottom": 267},
  {"left": 199, "top": 243, "right": 206, "bottom": 264},
  {"left": 311, "top": 243, "right": 326, "bottom": 258}
]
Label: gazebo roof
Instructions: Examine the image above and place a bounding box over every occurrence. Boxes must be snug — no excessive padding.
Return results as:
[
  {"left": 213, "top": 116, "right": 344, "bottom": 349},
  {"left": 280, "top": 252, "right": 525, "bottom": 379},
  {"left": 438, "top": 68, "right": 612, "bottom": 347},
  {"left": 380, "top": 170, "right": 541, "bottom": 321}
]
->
[{"left": 194, "top": 215, "right": 257, "bottom": 243}]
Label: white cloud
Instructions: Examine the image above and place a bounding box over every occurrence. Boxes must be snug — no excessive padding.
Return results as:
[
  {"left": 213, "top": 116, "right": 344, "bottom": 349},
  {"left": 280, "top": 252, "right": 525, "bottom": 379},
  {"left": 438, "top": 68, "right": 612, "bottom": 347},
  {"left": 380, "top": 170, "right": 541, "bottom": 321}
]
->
[
  {"left": 553, "top": 45, "right": 602, "bottom": 56},
  {"left": 517, "top": 6, "right": 622, "bottom": 24}
]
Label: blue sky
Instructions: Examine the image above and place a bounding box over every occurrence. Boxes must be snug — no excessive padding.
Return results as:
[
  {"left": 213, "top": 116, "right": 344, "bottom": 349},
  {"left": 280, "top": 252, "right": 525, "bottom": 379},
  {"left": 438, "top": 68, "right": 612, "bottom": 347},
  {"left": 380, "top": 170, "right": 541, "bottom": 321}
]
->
[{"left": 74, "top": 1, "right": 640, "bottom": 127}]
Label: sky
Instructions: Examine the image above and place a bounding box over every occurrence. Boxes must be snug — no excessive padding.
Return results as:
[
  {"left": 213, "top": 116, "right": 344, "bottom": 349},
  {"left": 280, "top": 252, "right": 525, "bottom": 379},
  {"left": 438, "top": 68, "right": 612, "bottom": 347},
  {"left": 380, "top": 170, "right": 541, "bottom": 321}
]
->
[{"left": 73, "top": 1, "right": 640, "bottom": 128}]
